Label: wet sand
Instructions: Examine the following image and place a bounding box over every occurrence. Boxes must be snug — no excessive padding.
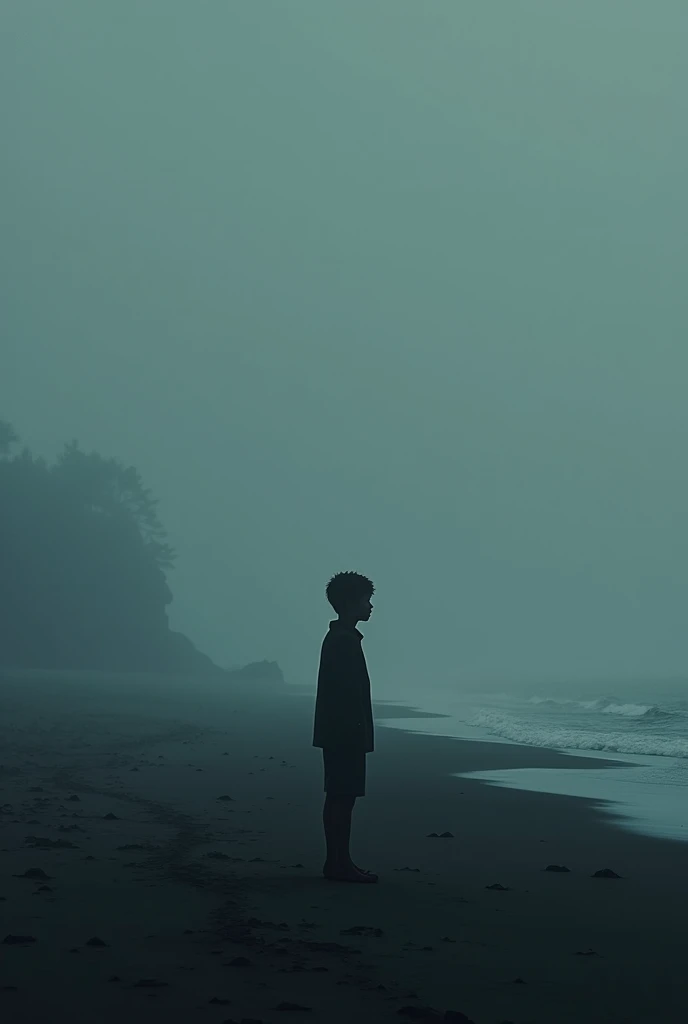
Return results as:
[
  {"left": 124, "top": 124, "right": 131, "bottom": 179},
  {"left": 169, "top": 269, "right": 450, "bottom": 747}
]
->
[{"left": 1, "top": 671, "right": 687, "bottom": 1023}]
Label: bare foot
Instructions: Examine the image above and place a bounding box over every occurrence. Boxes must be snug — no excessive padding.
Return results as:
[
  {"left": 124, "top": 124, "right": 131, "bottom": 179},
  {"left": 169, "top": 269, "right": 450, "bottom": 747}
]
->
[
  {"left": 323, "top": 861, "right": 378, "bottom": 883},
  {"left": 352, "top": 864, "right": 377, "bottom": 878}
]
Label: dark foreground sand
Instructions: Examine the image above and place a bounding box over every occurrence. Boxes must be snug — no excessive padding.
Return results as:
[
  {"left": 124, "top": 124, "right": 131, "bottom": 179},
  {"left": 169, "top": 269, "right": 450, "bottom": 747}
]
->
[{"left": 1, "top": 672, "right": 687, "bottom": 1024}]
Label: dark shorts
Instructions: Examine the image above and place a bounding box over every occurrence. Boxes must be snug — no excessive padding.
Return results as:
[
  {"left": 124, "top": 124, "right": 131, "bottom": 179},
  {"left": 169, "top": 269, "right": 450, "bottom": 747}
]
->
[{"left": 322, "top": 747, "right": 366, "bottom": 798}]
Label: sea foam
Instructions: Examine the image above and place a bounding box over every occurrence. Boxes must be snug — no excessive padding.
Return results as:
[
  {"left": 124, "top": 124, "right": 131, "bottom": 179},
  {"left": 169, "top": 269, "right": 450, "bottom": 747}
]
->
[{"left": 467, "top": 709, "right": 688, "bottom": 759}]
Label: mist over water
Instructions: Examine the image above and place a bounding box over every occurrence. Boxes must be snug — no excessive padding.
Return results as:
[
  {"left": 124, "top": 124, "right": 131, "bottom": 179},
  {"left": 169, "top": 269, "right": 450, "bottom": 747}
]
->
[
  {"left": 3, "top": 1, "right": 688, "bottom": 694},
  {"left": 2, "top": 0, "right": 688, "bottom": 839},
  {"left": 2, "top": 8, "right": 688, "bottom": 1021}
]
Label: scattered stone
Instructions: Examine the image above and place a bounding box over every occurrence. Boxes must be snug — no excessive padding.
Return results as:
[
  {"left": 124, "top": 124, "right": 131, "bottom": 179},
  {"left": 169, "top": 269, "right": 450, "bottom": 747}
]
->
[
  {"left": 444, "top": 1014, "right": 477, "bottom": 1023},
  {"left": 36, "top": 885, "right": 53, "bottom": 892},
  {"left": 3, "top": 934, "right": 37, "bottom": 945},
  {"left": 29, "top": 787, "right": 43, "bottom": 793},
  {"left": 86, "top": 936, "right": 108, "bottom": 947},
  {"left": 133, "top": 978, "right": 168, "bottom": 987},
  {"left": 1, "top": 985, "right": 19, "bottom": 991},
  {"left": 226, "top": 956, "right": 252, "bottom": 967},
  {"left": 575, "top": 949, "right": 600, "bottom": 957},
  {"left": 246, "top": 918, "right": 290, "bottom": 930},
  {"left": 69, "top": 947, "right": 80, "bottom": 953},
  {"left": 512, "top": 976, "right": 526, "bottom": 984},
  {"left": 205, "top": 851, "right": 231, "bottom": 860},
  {"left": 67, "top": 795, "right": 80, "bottom": 802},
  {"left": 397, "top": 1006, "right": 441, "bottom": 1019},
  {"left": 544, "top": 864, "right": 570, "bottom": 872},
  {"left": 395, "top": 866, "right": 421, "bottom": 872},
  {"left": 117, "top": 844, "right": 160, "bottom": 852},
  {"left": 14, "top": 868, "right": 52, "bottom": 880},
  {"left": 485, "top": 883, "right": 510, "bottom": 891},
  {"left": 275, "top": 1002, "right": 312, "bottom": 1012},
  {"left": 103, "top": 813, "right": 119, "bottom": 820},
  {"left": 217, "top": 795, "right": 234, "bottom": 802},
  {"left": 591, "top": 868, "right": 622, "bottom": 879},
  {"left": 340, "top": 926, "right": 383, "bottom": 937},
  {"left": 209, "top": 996, "right": 232, "bottom": 1005},
  {"left": 290, "top": 863, "right": 304, "bottom": 868},
  {"left": 305, "top": 941, "right": 360, "bottom": 954},
  {"left": 441, "top": 936, "right": 456, "bottom": 943},
  {"left": 108, "top": 976, "right": 121, "bottom": 983},
  {"left": 25, "top": 836, "right": 77, "bottom": 849}
]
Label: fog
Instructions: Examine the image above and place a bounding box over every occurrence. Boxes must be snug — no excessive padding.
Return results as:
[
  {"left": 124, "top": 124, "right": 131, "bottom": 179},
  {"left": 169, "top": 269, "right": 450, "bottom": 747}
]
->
[{"left": 3, "top": 2, "right": 687, "bottom": 694}]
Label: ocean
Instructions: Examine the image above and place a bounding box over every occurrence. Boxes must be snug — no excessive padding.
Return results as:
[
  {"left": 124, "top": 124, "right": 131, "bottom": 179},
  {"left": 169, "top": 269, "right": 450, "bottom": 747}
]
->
[{"left": 381, "top": 681, "right": 688, "bottom": 843}]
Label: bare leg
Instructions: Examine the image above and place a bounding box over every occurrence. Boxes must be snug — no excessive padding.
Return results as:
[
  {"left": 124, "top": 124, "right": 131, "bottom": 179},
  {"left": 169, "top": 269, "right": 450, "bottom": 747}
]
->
[
  {"left": 322, "top": 794, "right": 377, "bottom": 883},
  {"left": 323, "top": 793, "right": 354, "bottom": 866}
]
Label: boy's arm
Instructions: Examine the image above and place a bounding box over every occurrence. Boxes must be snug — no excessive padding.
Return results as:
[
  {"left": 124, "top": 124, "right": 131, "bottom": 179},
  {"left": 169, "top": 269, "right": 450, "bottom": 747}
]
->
[{"left": 317, "top": 635, "right": 365, "bottom": 748}]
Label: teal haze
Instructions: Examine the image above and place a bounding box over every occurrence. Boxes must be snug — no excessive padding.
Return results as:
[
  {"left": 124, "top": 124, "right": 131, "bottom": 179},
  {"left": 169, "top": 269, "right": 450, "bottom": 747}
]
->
[{"left": 2, "top": 2, "right": 687, "bottom": 693}]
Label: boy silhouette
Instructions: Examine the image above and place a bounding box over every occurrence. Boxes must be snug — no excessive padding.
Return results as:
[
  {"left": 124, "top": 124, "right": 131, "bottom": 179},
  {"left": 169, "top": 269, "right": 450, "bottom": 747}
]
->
[{"left": 313, "top": 571, "right": 378, "bottom": 883}]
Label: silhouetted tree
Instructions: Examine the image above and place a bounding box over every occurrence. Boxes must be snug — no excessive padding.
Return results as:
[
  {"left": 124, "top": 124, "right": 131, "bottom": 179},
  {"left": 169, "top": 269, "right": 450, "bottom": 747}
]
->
[
  {"left": 0, "top": 419, "right": 19, "bottom": 456},
  {"left": 53, "top": 441, "right": 175, "bottom": 569},
  {"left": 0, "top": 418, "right": 211, "bottom": 673}
]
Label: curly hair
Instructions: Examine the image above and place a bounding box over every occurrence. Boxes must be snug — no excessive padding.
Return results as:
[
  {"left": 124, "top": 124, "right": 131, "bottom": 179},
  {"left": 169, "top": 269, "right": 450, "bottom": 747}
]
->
[{"left": 325, "top": 571, "right": 375, "bottom": 614}]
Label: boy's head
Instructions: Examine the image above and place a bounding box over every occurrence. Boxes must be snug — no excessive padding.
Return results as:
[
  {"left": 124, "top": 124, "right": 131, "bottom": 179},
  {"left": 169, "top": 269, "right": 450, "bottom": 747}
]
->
[{"left": 325, "top": 571, "right": 375, "bottom": 624}]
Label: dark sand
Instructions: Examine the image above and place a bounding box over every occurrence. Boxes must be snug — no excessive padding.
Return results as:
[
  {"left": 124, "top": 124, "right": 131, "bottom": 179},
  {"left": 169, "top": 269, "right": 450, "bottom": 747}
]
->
[{"left": 1, "top": 672, "right": 687, "bottom": 1023}]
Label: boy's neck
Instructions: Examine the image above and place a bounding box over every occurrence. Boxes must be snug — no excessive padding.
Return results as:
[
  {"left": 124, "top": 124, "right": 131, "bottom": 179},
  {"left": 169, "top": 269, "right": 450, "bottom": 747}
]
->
[{"left": 336, "top": 615, "right": 358, "bottom": 629}]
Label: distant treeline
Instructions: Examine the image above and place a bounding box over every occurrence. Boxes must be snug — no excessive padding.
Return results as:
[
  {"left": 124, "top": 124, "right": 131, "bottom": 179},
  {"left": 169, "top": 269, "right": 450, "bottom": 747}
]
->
[{"left": 0, "top": 419, "right": 217, "bottom": 674}]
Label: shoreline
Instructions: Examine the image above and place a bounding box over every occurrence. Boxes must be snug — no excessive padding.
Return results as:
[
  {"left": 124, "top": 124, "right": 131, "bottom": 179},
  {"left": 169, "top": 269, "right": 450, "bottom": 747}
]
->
[
  {"left": 2, "top": 674, "right": 688, "bottom": 1022},
  {"left": 374, "top": 695, "right": 688, "bottom": 846}
]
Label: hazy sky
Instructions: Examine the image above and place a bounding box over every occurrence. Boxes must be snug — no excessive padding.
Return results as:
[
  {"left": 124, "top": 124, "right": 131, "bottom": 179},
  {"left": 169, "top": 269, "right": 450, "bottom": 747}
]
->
[{"left": 3, "top": 2, "right": 687, "bottom": 693}]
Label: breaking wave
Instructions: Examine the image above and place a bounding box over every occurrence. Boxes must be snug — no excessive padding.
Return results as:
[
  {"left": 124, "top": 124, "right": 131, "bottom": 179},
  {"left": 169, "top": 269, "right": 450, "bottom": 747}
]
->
[
  {"left": 467, "top": 709, "right": 688, "bottom": 759},
  {"left": 527, "top": 695, "right": 679, "bottom": 720}
]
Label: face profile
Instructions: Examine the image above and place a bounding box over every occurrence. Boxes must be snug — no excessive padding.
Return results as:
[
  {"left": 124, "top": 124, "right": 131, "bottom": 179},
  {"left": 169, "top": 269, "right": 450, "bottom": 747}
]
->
[{"left": 324, "top": 571, "right": 375, "bottom": 626}]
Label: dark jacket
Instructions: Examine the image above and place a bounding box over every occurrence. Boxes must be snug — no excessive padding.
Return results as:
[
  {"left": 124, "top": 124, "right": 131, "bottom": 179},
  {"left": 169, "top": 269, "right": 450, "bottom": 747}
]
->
[{"left": 312, "top": 620, "right": 374, "bottom": 752}]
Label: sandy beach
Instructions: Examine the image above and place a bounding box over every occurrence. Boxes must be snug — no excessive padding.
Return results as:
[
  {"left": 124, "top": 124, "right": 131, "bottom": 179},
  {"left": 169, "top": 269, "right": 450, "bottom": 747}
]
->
[{"left": 1, "top": 672, "right": 687, "bottom": 1024}]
